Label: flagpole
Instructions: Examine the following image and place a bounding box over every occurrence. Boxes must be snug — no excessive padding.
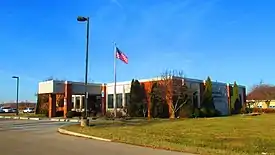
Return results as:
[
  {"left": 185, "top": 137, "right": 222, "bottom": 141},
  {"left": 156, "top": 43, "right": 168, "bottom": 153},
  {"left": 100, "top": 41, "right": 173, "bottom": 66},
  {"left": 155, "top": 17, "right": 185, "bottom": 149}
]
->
[{"left": 113, "top": 42, "right": 117, "bottom": 118}]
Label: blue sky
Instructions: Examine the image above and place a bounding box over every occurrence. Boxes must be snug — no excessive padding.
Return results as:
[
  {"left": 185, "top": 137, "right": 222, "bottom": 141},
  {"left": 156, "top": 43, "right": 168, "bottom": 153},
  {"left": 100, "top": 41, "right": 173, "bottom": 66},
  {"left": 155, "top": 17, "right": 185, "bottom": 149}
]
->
[{"left": 0, "top": 0, "right": 275, "bottom": 102}]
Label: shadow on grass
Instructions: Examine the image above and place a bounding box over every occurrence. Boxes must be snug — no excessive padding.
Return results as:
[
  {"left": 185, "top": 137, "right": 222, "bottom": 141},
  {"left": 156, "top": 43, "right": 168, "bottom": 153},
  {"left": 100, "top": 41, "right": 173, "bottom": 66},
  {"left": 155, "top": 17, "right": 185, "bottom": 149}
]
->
[
  {"left": 89, "top": 118, "right": 171, "bottom": 128},
  {"left": 88, "top": 115, "right": 243, "bottom": 128}
]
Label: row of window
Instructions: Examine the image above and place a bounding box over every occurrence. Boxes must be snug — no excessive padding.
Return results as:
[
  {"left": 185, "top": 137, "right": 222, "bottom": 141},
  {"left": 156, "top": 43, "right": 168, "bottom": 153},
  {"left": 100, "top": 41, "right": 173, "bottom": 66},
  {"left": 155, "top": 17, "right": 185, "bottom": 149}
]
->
[
  {"left": 107, "top": 93, "right": 130, "bottom": 108},
  {"left": 257, "top": 106, "right": 275, "bottom": 108},
  {"left": 107, "top": 93, "right": 200, "bottom": 109}
]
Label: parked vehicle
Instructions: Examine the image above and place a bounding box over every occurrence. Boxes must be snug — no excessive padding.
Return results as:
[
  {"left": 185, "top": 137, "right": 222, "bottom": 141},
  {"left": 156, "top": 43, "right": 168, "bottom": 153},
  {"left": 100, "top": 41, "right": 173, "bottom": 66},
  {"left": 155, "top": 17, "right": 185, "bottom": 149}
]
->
[
  {"left": 23, "top": 107, "right": 35, "bottom": 113},
  {"left": 11, "top": 108, "right": 17, "bottom": 113},
  {"left": 0, "top": 108, "right": 4, "bottom": 113},
  {"left": 2, "top": 107, "right": 13, "bottom": 113}
]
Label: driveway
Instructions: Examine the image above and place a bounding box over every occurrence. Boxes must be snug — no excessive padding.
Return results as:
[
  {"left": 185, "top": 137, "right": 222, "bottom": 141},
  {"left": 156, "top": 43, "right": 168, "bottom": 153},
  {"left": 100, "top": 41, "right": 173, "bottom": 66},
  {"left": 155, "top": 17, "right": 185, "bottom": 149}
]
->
[{"left": 0, "top": 119, "right": 193, "bottom": 155}]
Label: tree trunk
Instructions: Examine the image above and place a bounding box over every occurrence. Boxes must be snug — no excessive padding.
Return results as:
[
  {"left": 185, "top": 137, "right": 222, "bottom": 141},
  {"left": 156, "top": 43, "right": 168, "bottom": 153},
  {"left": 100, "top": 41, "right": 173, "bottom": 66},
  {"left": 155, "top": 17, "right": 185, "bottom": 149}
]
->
[
  {"left": 80, "top": 118, "right": 89, "bottom": 127},
  {"left": 170, "top": 111, "right": 175, "bottom": 119}
]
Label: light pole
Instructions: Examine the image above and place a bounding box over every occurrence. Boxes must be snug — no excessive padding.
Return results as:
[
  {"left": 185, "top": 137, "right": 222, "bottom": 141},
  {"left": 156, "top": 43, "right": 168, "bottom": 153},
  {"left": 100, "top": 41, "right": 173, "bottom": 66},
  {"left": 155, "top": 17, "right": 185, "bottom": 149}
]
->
[
  {"left": 77, "top": 16, "right": 90, "bottom": 119},
  {"left": 12, "top": 76, "right": 19, "bottom": 115}
]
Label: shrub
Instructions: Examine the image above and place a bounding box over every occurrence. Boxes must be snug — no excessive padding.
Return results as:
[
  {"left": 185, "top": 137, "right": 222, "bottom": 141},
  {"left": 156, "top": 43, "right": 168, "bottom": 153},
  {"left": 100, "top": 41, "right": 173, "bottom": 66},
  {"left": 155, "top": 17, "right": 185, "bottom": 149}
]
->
[
  {"left": 75, "top": 112, "right": 82, "bottom": 117},
  {"left": 105, "top": 110, "right": 124, "bottom": 119},
  {"left": 241, "top": 106, "right": 253, "bottom": 114},
  {"left": 66, "top": 111, "right": 74, "bottom": 118},
  {"left": 198, "top": 107, "right": 220, "bottom": 117},
  {"left": 258, "top": 108, "right": 275, "bottom": 113},
  {"left": 250, "top": 108, "right": 275, "bottom": 114},
  {"left": 214, "top": 109, "right": 222, "bottom": 117},
  {"left": 66, "top": 111, "right": 84, "bottom": 118},
  {"left": 240, "top": 105, "right": 248, "bottom": 114},
  {"left": 192, "top": 108, "right": 200, "bottom": 118},
  {"left": 208, "top": 108, "right": 217, "bottom": 117},
  {"left": 96, "top": 113, "right": 104, "bottom": 118},
  {"left": 263, "top": 108, "right": 275, "bottom": 113},
  {"left": 56, "top": 111, "right": 64, "bottom": 117},
  {"left": 178, "top": 103, "right": 193, "bottom": 118},
  {"left": 105, "top": 111, "right": 113, "bottom": 118},
  {"left": 116, "top": 111, "right": 123, "bottom": 118},
  {"left": 81, "top": 111, "right": 86, "bottom": 118},
  {"left": 199, "top": 107, "right": 208, "bottom": 117},
  {"left": 253, "top": 108, "right": 262, "bottom": 113},
  {"left": 89, "top": 110, "right": 97, "bottom": 117}
]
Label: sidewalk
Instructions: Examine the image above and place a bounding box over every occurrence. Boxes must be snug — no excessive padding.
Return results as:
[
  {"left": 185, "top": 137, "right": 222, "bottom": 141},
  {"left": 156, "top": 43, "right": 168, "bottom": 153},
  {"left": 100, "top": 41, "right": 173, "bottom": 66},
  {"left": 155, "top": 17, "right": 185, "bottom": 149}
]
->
[{"left": 0, "top": 115, "right": 80, "bottom": 122}]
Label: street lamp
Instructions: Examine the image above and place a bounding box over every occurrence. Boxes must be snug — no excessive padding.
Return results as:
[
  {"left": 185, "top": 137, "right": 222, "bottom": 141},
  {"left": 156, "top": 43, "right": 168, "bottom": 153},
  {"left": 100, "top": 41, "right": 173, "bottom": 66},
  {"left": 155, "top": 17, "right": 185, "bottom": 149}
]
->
[
  {"left": 12, "top": 76, "right": 19, "bottom": 115},
  {"left": 77, "top": 16, "right": 90, "bottom": 120}
]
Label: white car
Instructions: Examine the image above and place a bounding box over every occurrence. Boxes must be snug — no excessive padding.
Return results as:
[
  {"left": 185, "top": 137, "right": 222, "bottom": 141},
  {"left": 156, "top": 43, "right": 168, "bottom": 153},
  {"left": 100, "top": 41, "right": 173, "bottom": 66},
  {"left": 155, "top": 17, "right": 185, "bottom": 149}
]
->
[
  {"left": 23, "top": 107, "right": 35, "bottom": 113},
  {"left": 2, "top": 107, "right": 13, "bottom": 113}
]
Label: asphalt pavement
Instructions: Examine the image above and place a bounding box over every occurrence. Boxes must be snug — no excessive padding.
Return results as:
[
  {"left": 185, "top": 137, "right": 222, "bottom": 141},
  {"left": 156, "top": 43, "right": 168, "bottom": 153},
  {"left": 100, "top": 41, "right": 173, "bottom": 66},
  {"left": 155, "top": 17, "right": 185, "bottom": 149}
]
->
[{"left": 0, "top": 119, "right": 193, "bottom": 155}]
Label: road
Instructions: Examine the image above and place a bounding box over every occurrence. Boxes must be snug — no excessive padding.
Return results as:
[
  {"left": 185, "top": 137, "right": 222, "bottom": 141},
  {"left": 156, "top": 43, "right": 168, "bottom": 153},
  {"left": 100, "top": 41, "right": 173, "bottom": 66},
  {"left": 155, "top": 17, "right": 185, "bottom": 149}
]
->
[{"left": 0, "top": 119, "right": 193, "bottom": 155}]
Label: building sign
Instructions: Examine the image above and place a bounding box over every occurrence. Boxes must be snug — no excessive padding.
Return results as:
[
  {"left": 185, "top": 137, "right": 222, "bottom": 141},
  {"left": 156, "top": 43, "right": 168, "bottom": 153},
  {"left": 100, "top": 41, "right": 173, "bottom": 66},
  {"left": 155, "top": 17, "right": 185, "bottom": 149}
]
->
[{"left": 101, "top": 91, "right": 104, "bottom": 97}]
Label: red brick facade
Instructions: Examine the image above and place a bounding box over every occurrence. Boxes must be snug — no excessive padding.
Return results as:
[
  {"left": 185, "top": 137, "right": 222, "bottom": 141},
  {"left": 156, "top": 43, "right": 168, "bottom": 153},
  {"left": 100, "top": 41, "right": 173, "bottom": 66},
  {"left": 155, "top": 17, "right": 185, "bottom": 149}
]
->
[
  {"left": 48, "top": 94, "right": 56, "bottom": 118},
  {"left": 101, "top": 84, "right": 107, "bottom": 115},
  {"left": 63, "top": 82, "right": 72, "bottom": 118}
]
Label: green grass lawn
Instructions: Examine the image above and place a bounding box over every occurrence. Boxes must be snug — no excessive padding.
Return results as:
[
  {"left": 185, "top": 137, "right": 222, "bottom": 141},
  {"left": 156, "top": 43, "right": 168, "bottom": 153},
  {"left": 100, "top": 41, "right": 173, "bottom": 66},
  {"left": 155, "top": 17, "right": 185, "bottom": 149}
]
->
[
  {"left": 62, "top": 114, "right": 275, "bottom": 155},
  {"left": 18, "top": 113, "right": 47, "bottom": 117}
]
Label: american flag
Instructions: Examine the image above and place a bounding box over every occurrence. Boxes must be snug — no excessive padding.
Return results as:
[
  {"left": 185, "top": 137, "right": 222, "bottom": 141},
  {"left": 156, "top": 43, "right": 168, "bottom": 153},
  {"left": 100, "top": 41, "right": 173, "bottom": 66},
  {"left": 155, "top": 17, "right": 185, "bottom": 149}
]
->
[{"left": 116, "top": 47, "right": 128, "bottom": 64}]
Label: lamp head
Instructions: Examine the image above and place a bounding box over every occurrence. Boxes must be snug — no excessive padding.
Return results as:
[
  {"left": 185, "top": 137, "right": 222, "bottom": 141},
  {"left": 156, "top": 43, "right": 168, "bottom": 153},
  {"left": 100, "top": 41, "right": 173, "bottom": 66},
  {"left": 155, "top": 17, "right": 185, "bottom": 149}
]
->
[
  {"left": 77, "top": 16, "right": 88, "bottom": 22},
  {"left": 12, "top": 76, "right": 19, "bottom": 79}
]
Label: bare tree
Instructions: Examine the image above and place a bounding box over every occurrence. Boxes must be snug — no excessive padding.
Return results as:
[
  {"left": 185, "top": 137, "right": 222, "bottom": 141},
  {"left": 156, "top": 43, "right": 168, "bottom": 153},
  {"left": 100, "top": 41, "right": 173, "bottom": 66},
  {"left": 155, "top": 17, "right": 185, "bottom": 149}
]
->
[
  {"left": 140, "top": 83, "right": 148, "bottom": 118},
  {"left": 142, "top": 103, "right": 147, "bottom": 118},
  {"left": 43, "top": 76, "right": 67, "bottom": 82},
  {"left": 43, "top": 76, "right": 54, "bottom": 81},
  {"left": 153, "top": 70, "right": 194, "bottom": 118}
]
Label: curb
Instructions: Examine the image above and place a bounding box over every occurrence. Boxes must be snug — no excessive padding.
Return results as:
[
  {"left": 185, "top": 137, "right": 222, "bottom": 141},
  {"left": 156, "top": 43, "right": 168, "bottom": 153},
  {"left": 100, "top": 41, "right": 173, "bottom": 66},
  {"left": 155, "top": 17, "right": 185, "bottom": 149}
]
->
[
  {"left": 68, "top": 119, "right": 80, "bottom": 123},
  {"left": 57, "top": 127, "right": 111, "bottom": 142},
  {"left": 20, "top": 117, "right": 29, "bottom": 120},
  {"left": 50, "top": 118, "right": 60, "bottom": 122},
  {"left": 29, "top": 117, "right": 41, "bottom": 120}
]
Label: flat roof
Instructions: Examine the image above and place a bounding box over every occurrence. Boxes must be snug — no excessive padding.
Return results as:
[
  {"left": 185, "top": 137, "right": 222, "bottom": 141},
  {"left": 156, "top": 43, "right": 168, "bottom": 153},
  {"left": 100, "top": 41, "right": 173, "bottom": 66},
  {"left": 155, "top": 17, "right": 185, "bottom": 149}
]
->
[
  {"left": 39, "top": 80, "right": 102, "bottom": 86},
  {"left": 106, "top": 76, "right": 246, "bottom": 88},
  {"left": 39, "top": 77, "right": 246, "bottom": 88}
]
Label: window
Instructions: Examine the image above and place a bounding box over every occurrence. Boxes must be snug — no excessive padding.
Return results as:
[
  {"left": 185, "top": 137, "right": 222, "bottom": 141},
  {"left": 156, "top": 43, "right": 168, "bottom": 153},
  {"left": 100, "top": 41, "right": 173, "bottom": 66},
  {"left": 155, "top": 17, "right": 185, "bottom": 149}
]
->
[
  {"left": 125, "top": 93, "right": 130, "bottom": 106},
  {"left": 192, "top": 92, "right": 198, "bottom": 108},
  {"left": 108, "top": 94, "right": 123, "bottom": 108},
  {"left": 116, "top": 94, "right": 123, "bottom": 108},
  {"left": 76, "top": 97, "right": 80, "bottom": 109},
  {"left": 108, "top": 94, "right": 113, "bottom": 108},
  {"left": 239, "top": 94, "right": 243, "bottom": 105}
]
